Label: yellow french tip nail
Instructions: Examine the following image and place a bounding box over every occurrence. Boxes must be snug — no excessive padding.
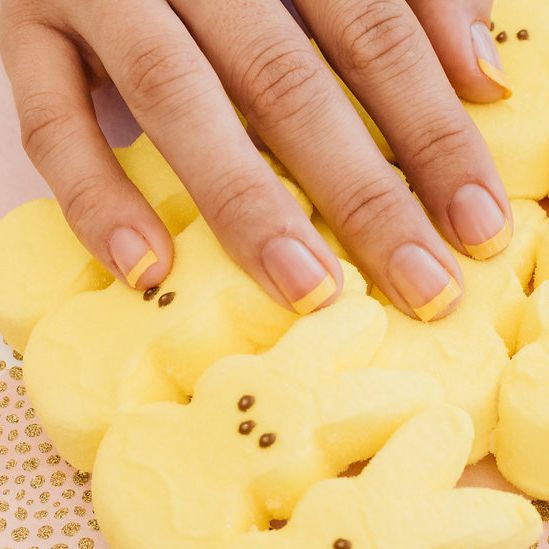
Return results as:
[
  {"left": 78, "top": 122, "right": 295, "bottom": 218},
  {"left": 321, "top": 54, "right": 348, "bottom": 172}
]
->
[
  {"left": 291, "top": 275, "right": 337, "bottom": 315},
  {"left": 413, "top": 277, "right": 462, "bottom": 323},
  {"left": 126, "top": 250, "right": 158, "bottom": 288},
  {"left": 464, "top": 220, "right": 512, "bottom": 260},
  {"left": 478, "top": 58, "right": 512, "bottom": 99}
]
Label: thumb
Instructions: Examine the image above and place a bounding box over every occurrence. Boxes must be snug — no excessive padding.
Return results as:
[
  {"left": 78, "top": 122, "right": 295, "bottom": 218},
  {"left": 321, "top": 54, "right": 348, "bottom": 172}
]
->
[{"left": 408, "top": 0, "right": 511, "bottom": 103}]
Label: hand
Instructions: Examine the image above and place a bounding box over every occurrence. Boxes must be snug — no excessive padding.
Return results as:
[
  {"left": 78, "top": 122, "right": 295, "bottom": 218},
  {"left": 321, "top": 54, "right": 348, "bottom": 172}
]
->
[{"left": 0, "top": 0, "right": 511, "bottom": 321}]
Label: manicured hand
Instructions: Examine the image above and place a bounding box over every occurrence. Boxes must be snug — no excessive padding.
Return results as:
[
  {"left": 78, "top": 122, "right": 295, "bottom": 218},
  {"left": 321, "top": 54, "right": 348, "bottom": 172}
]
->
[{"left": 0, "top": 0, "right": 511, "bottom": 321}]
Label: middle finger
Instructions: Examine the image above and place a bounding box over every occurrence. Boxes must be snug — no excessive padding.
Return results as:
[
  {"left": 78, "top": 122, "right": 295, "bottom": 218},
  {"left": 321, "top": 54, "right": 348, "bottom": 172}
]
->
[{"left": 174, "top": 0, "right": 464, "bottom": 320}]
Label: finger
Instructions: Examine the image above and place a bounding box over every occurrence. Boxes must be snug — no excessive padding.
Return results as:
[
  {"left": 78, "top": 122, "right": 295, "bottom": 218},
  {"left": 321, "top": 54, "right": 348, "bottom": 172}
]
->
[
  {"left": 72, "top": 1, "right": 342, "bottom": 315},
  {"left": 407, "top": 0, "right": 511, "bottom": 103},
  {"left": 1, "top": 23, "right": 173, "bottom": 290},
  {"left": 172, "top": 0, "right": 463, "bottom": 321},
  {"left": 295, "top": 0, "right": 513, "bottom": 262}
]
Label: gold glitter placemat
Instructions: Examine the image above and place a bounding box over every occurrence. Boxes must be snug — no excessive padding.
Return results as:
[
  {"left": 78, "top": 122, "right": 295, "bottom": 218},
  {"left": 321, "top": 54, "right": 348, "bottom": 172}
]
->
[{"left": 0, "top": 339, "right": 108, "bottom": 549}]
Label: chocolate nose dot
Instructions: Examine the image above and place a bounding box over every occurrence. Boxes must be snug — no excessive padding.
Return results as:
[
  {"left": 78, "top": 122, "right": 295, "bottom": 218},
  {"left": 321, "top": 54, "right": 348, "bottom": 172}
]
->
[
  {"left": 333, "top": 539, "right": 352, "bottom": 549},
  {"left": 143, "top": 286, "right": 160, "bottom": 301},
  {"left": 517, "top": 29, "right": 529, "bottom": 40},
  {"left": 238, "top": 420, "right": 256, "bottom": 435},
  {"left": 238, "top": 395, "right": 255, "bottom": 412},
  {"left": 496, "top": 30, "right": 508, "bottom": 43},
  {"left": 259, "top": 433, "right": 276, "bottom": 448},
  {"left": 158, "top": 292, "right": 176, "bottom": 307}
]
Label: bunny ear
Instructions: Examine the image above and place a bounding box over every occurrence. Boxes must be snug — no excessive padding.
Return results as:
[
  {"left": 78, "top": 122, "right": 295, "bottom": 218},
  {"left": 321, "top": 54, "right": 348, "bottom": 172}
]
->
[
  {"left": 403, "top": 488, "right": 541, "bottom": 549},
  {"left": 317, "top": 369, "right": 443, "bottom": 472},
  {"left": 357, "top": 405, "right": 473, "bottom": 496},
  {"left": 267, "top": 295, "right": 386, "bottom": 379}
]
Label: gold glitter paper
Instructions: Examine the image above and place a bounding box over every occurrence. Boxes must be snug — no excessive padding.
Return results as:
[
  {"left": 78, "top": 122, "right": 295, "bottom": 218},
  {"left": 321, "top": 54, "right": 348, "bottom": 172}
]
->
[
  {"left": 54, "top": 507, "right": 69, "bottom": 519},
  {"left": 37, "top": 524, "right": 54, "bottom": 538},
  {"left": 14, "top": 506, "right": 27, "bottom": 519},
  {"left": 25, "top": 424, "right": 42, "bottom": 437},
  {"left": 532, "top": 500, "right": 549, "bottom": 521},
  {"left": 11, "top": 525, "right": 29, "bottom": 541},
  {"left": 73, "top": 471, "right": 90, "bottom": 486},
  {"left": 0, "top": 348, "right": 104, "bottom": 547},
  {"left": 62, "top": 521, "right": 81, "bottom": 536},
  {"left": 16, "top": 442, "right": 31, "bottom": 454},
  {"left": 9, "top": 366, "right": 22, "bottom": 380}
]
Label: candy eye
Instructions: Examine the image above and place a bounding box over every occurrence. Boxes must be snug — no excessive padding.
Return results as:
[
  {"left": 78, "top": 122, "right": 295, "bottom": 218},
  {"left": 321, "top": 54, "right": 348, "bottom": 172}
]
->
[
  {"left": 143, "top": 286, "right": 160, "bottom": 301},
  {"left": 238, "top": 420, "right": 256, "bottom": 435},
  {"left": 258, "top": 432, "right": 277, "bottom": 448},
  {"left": 496, "top": 31, "right": 508, "bottom": 43},
  {"left": 333, "top": 538, "right": 352, "bottom": 549},
  {"left": 158, "top": 291, "right": 176, "bottom": 307},
  {"left": 238, "top": 394, "right": 255, "bottom": 412},
  {"left": 517, "top": 29, "right": 529, "bottom": 40}
]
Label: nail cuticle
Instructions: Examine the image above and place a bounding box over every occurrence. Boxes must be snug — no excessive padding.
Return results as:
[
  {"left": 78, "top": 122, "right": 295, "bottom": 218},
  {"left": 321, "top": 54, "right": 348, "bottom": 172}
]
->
[{"left": 388, "top": 243, "right": 461, "bottom": 322}]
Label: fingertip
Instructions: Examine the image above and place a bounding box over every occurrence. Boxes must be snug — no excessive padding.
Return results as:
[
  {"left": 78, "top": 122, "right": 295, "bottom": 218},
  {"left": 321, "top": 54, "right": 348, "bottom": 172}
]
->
[
  {"left": 387, "top": 243, "right": 464, "bottom": 323},
  {"left": 108, "top": 223, "right": 174, "bottom": 291},
  {"left": 409, "top": 1, "right": 511, "bottom": 103},
  {"left": 447, "top": 183, "right": 512, "bottom": 261},
  {"left": 470, "top": 21, "right": 513, "bottom": 102},
  {"left": 261, "top": 235, "right": 342, "bottom": 315}
]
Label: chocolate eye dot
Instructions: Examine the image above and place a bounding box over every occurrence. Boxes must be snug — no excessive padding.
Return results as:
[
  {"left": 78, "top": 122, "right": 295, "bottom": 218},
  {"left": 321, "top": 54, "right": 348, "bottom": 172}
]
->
[
  {"left": 517, "top": 29, "right": 529, "bottom": 40},
  {"left": 158, "top": 292, "right": 176, "bottom": 307},
  {"left": 333, "top": 539, "right": 352, "bottom": 549},
  {"left": 143, "top": 286, "right": 160, "bottom": 301},
  {"left": 259, "top": 433, "right": 276, "bottom": 448},
  {"left": 496, "top": 31, "right": 508, "bottom": 43},
  {"left": 238, "top": 395, "right": 255, "bottom": 412},
  {"left": 238, "top": 420, "right": 256, "bottom": 435}
]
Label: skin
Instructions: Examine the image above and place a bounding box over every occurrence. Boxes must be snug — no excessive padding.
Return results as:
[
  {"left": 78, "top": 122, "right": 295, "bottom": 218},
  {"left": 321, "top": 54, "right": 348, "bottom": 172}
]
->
[{"left": 0, "top": 0, "right": 510, "bottom": 319}]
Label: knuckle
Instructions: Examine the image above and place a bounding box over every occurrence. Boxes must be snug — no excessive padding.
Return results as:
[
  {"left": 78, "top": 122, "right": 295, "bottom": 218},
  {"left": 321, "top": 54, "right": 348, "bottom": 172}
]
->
[
  {"left": 1, "top": 0, "right": 37, "bottom": 31},
  {"left": 337, "top": 0, "right": 418, "bottom": 74},
  {"left": 62, "top": 175, "right": 104, "bottom": 233},
  {"left": 209, "top": 169, "right": 267, "bottom": 229},
  {"left": 336, "top": 177, "right": 403, "bottom": 239},
  {"left": 408, "top": 115, "right": 471, "bottom": 169},
  {"left": 19, "top": 91, "right": 75, "bottom": 164},
  {"left": 242, "top": 44, "right": 329, "bottom": 128},
  {"left": 122, "top": 36, "right": 205, "bottom": 117}
]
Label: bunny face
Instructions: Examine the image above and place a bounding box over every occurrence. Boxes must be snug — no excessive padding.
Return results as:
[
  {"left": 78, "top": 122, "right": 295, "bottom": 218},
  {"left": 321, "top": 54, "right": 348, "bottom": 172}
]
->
[
  {"left": 91, "top": 298, "right": 445, "bottom": 548},
  {"left": 230, "top": 407, "right": 540, "bottom": 549},
  {"left": 464, "top": 0, "right": 549, "bottom": 200}
]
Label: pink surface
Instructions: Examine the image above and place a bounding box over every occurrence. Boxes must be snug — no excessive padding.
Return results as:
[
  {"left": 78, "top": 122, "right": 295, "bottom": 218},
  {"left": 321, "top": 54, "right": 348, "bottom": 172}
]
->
[
  {"left": 0, "top": 61, "right": 52, "bottom": 216},
  {"left": 0, "top": 60, "right": 140, "bottom": 218}
]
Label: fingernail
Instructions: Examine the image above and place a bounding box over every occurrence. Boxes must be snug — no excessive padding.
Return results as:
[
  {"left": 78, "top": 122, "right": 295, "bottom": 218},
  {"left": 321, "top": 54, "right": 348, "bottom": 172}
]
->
[
  {"left": 109, "top": 227, "right": 158, "bottom": 288},
  {"left": 262, "top": 237, "right": 336, "bottom": 315},
  {"left": 471, "top": 22, "right": 512, "bottom": 98},
  {"left": 389, "top": 244, "right": 462, "bottom": 322},
  {"left": 449, "top": 184, "right": 511, "bottom": 260}
]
